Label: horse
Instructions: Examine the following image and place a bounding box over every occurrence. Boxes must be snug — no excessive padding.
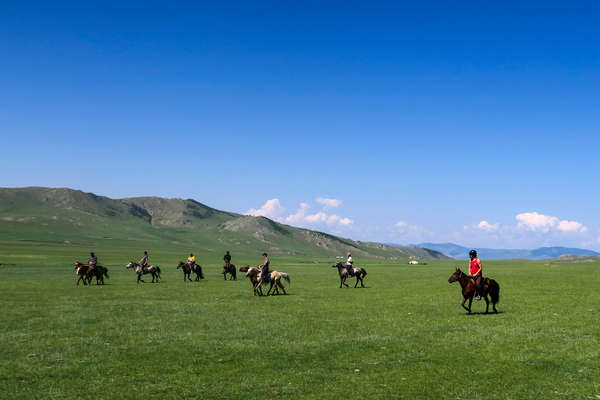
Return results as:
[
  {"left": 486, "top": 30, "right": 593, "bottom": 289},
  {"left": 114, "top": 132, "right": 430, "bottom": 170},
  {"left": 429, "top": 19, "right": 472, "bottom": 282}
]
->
[
  {"left": 222, "top": 263, "right": 236, "bottom": 280},
  {"left": 331, "top": 262, "right": 367, "bottom": 288},
  {"left": 176, "top": 261, "right": 204, "bottom": 282},
  {"left": 240, "top": 265, "right": 263, "bottom": 295},
  {"left": 74, "top": 262, "right": 93, "bottom": 286},
  {"left": 245, "top": 266, "right": 290, "bottom": 296},
  {"left": 74, "top": 261, "right": 109, "bottom": 285},
  {"left": 125, "top": 261, "right": 161, "bottom": 284},
  {"left": 448, "top": 268, "right": 500, "bottom": 314}
]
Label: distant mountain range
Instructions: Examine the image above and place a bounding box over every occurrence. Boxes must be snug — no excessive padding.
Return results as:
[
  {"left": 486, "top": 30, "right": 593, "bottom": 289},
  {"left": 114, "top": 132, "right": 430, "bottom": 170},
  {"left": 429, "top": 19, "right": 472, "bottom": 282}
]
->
[
  {"left": 0, "top": 187, "right": 448, "bottom": 259},
  {"left": 411, "top": 242, "right": 600, "bottom": 260}
]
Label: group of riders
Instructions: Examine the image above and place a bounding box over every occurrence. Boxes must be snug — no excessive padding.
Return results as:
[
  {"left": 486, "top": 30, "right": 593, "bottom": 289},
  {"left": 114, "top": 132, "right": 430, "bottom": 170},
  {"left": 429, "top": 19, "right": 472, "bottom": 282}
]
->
[
  {"left": 85, "top": 248, "right": 485, "bottom": 296},
  {"left": 85, "top": 249, "right": 273, "bottom": 282}
]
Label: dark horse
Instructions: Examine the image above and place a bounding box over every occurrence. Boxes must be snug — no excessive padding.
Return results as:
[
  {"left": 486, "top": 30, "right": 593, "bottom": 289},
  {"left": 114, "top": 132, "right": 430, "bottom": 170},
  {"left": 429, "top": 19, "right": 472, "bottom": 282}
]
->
[
  {"left": 332, "top": 262, "right": 367, "bottom": 288},
  {"left": 222, "top": 263, "right": 236, "bottom": 280},
  {"left": 74, "top": 262, "right": 109, "bottom": 285},
  {"left": 448, "top": 268, "right": 500, "bottom": 314},
  {"left": 177, "top": 261, "right": 204, "bottom": 282}
]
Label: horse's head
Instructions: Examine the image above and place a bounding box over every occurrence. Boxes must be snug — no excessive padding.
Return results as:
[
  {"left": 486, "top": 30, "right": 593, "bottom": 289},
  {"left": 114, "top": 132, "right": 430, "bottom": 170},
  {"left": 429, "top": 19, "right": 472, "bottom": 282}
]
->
[
  {"left": 245, "top": 267, "right": 259, "bottom": 277},
  {"left": 239, "top": 265, "right": 250, "bottom": 272},
  {"left": 331, "top": 262, "right": 343, "bottom": 269},
  {"left": 74, "top": 261, "right": 82, "bottom": 269},
  {"left": 448, "top": 268, "right": 463, "bottom": 284},
  {"left": 125, "top": 262, "right": 135, "bottom": 269},
  {"left": 176, "top": 261, "right": 185, "bottom": 269}
]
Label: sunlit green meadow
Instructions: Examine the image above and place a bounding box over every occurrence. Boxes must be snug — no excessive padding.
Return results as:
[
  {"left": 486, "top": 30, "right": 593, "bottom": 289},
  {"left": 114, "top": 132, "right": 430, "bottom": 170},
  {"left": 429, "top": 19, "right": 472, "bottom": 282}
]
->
[{"left": 0, "top": 241, "right": 598, "bottom": 399}]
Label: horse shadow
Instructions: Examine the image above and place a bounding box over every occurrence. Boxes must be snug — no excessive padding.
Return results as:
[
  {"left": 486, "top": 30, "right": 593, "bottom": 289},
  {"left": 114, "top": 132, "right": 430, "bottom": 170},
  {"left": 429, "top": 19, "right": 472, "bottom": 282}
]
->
[{"left": 464, "top": 310, "right": 504, "bottom": 316}]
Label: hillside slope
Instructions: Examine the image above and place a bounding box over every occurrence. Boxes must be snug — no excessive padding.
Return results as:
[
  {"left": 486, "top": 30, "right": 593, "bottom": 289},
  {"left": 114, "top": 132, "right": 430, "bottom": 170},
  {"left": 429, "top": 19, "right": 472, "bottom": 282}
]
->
[{"left": 0, "top": 187, "right": 448, "bottom": 259}]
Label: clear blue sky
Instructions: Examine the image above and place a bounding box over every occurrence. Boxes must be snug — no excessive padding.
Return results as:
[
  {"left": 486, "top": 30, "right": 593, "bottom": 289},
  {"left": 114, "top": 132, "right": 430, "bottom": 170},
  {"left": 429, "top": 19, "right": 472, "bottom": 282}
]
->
[{"left": 2, "top": 2, "right": 599, "bottom": 249}]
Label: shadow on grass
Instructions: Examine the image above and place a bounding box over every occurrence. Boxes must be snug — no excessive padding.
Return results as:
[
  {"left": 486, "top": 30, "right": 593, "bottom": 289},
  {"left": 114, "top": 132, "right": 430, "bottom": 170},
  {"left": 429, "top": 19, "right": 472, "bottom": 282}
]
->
[{"left": 464, "top": 310, "right": 504, "bottom": 316}]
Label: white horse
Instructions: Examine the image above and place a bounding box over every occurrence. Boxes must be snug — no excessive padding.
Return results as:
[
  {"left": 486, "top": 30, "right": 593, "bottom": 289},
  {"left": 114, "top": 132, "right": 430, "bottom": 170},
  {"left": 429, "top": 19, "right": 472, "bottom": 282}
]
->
[{"left": 125, "top": 261, "right": 161, "bottom": 283}]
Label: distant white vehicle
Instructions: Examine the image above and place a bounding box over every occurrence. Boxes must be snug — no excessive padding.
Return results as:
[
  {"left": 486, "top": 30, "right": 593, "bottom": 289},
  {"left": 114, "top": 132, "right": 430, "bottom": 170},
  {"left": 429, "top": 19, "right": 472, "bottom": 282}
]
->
[{"left": 408, "top": 260, "right": 419, "bottom": 265}]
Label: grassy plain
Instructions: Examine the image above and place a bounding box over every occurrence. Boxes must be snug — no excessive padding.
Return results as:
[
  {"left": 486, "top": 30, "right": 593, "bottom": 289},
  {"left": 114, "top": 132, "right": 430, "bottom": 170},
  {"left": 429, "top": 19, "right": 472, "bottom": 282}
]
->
[{"left": 0, "top": 241, "right": 598, "bottom": 399}]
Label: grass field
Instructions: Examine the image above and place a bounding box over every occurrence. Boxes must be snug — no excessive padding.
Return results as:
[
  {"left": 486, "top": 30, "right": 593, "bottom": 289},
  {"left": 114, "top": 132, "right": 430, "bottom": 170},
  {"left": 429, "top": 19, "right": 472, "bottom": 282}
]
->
[{"left": 1, "top": 241, "right": 599, "bottom": 399}]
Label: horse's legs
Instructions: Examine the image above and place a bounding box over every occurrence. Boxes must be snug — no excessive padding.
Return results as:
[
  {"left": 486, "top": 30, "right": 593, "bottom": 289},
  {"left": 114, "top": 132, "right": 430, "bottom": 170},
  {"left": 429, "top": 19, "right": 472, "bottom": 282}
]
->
[
  {"left": 461, "top": 297, "right": 471, "bottom": 313},
  {"left": 279, "top": 281, "right": 287, "bottom": 295},
  {"left": 267, "top": 282, "right": 274, "bottom": 296},
  {"left": 483, "top": 295, "right": 490, "bottom": 314},
  {"left": 360, "top": 275, "right": 365, "bottom": 288},
  {"left": 354, "top": 276, "right": 359, "bottom": 288}
]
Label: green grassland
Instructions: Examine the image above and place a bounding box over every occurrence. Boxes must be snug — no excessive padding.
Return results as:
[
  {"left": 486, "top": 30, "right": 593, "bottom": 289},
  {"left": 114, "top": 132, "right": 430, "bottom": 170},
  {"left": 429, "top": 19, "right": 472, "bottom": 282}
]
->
[{"left": 1, "top": 240, "right": 598, "bottom": 399}]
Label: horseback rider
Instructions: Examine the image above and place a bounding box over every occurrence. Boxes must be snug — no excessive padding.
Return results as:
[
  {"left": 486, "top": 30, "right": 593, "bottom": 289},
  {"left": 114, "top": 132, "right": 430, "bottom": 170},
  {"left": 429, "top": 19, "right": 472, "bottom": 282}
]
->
[
  {"left": 260, "top": 252, "right": 270, "bottom": 284},
  {"left": 140, "top": 251, "right": 149, "bottom": 271},
  {"left": 346, "top": 252, "right": 354, "bottom": 277},
  {"left": 187, "top": 253, "right": 196, "bottom": 271},
  {"left": 88, "top": 252, "right": 97, "bottom": 271},
  {"left": 224, "top": 251, "right": 232, "bottom": 268},
  {"left": 468, "top": 249, "right": 483, "bottom": 300}
]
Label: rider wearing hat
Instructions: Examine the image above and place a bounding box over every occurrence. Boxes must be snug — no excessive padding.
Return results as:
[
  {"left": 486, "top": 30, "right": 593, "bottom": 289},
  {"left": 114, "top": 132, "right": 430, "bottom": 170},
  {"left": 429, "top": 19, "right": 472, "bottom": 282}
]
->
[{"left": 468, "top": 249, "right": 483, "bottom": 300}]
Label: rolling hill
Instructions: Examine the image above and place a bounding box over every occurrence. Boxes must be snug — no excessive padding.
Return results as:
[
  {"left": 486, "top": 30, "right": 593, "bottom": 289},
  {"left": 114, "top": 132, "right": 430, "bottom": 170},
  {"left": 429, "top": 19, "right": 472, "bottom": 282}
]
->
[
  {"left": 0, "top": 187, "right": 448, "bottom": 259},
  {"left": 413, "top": 242, "right": 600, "bottom": 260}
]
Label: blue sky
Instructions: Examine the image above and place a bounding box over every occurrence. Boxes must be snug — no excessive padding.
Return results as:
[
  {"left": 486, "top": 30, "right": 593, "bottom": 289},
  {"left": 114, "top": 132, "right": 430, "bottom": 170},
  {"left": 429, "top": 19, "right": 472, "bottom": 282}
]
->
[{"left": 2, "top": 2, "right": 600, "bottom": 249}]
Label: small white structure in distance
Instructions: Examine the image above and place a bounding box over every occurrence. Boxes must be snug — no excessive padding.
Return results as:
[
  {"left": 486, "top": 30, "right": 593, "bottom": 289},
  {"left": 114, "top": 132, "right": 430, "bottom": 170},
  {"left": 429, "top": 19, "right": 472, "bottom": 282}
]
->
[{"left": 408, "top": 260, "right": 419, "bottom": 265}]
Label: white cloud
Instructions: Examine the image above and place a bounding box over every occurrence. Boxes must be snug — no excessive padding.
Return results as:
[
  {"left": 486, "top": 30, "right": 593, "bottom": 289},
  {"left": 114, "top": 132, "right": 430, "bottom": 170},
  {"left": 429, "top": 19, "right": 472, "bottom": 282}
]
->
[
  {"left": 395, "top": 221, "right": 408, "bottom": 228},
  {"left": 516, "top": 212, "right": 559, "bottom": 232},
  {"left": 303, "top": 212, "right": 352, "bottom": 226},
  {"left": 316, "top": 197, "right": 342, "bottom": 210},
  {"left": 245, "top": 199, "right": 285, "bottom": 219},
  {"left": 557, "top": 220, "right": 587, "bottom": 233},
  {"left": 477, "top": 220, "right": 499, "bottom": 232},
  {"left": 516, "top": 212, "right": 587, "bottom": 234},
  {"left": 284, "top": 202, "right": 310, "bottom": 224},
  {"left": 280, "top": 199, "right": 353, "bottom": 228}
]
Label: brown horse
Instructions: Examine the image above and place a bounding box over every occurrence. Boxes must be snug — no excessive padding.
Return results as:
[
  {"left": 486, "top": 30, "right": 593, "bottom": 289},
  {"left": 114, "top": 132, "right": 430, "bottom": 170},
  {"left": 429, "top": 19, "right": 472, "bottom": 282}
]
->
[
  {"left": 448, "top": 268, "right": 500, "bottom": 314},
  {"left": 332, "top": 262, "right": 367, "bottom": 288},
  {"left": 74, "top": 262, "right": 93, "bottom": 285},
  {"left": 176, "top": 261, "right": 204, "bottom": 282},
  {"left": 244, "top": 266, "right": 289, "bottom": 296},
  {"left": 74, "top": 262, "right": 109, "bottom": 285}
]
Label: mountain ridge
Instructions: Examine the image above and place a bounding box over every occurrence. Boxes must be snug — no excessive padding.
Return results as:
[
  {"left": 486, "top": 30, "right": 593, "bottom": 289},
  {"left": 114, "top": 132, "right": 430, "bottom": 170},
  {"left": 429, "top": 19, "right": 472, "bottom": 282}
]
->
[
  {"left": 0, "top": 187, "right": 448, "bottom": 259},
  {"left": 410, "top": 242, "right": 599, "bottom": 260}
]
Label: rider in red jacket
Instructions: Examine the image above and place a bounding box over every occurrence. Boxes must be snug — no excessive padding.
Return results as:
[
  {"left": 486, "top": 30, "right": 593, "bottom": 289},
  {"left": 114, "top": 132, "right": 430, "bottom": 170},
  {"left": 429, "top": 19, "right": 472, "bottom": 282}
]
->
[{"left": 468, "top": 249, "right": 483, "bottom": 300}]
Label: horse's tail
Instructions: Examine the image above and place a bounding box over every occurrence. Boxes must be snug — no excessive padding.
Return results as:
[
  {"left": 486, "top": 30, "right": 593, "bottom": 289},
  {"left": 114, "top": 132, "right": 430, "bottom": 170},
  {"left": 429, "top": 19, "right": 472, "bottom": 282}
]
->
[
  {"left": 104, "top": 269, "right": 109, "bottom": 279},
  {"left": 280, "top": 272, "right": 290, "bottom": 285},
  {"left": 360, "top": 268, "right": 367, "bottom": 277},
  {"left": 156, "top": 266, "right": 161, "bottom": 278},
  {"left": 199, "top": 266, "right": 204, "bottom": 279},
  {"left": 489, "top": 279, "right": 500, "bottom": 304}
]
